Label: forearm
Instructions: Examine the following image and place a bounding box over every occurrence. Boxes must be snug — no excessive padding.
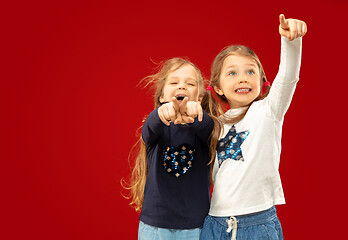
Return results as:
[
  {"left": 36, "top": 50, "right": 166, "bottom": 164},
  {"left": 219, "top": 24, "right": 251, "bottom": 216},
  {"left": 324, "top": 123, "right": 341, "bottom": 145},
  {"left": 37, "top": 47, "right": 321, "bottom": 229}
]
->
[
  {"left": 277, "top": 36, "right": 302, "bottom": 84},
  {"left": 267, "top": 36, "right": 302, "bottom": 120}
]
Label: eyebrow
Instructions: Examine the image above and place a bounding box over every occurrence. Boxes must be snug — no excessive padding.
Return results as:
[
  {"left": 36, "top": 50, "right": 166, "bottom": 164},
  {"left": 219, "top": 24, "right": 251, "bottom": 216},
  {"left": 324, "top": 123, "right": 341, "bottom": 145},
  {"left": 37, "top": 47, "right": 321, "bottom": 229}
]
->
[
  {"left": 227, "top": 63, "right": 257, "bottom": 68},
  {"left": 225, "top": 64, "right": 258, "bottom": 71},
  {"left": 185, "top": 77, "right": 198, "bottom": 82}
]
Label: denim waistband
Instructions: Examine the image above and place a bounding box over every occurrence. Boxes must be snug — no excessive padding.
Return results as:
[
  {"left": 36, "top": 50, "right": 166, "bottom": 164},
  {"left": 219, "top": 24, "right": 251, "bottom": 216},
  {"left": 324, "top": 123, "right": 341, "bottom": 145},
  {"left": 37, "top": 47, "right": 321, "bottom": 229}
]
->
[{"left": 210, "top": 206, "right": 277, "bottom": 228}]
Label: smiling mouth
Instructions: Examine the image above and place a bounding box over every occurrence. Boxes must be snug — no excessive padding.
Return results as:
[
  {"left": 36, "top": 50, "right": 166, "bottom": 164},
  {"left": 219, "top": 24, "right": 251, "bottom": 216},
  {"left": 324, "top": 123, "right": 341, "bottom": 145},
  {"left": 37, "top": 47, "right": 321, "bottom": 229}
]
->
[{"left": 235, "top": 88, "right": 252, "bottom": 93}]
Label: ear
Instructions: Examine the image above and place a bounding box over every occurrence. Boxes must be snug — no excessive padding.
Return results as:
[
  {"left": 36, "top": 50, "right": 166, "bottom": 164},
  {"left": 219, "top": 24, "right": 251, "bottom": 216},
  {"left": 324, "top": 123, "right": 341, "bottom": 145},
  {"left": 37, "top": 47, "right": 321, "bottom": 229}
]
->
[
  {"left": 214, "top": 86, "right": 224, "bottom": 96},
  {"left": 159, "top": 95, "right": 165, "bottom": 103}
]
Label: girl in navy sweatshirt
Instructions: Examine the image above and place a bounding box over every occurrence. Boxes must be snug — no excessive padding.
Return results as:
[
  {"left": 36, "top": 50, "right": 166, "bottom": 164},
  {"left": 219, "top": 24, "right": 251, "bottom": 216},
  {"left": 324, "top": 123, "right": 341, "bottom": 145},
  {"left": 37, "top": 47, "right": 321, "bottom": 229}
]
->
[{"left": 124, "top": 58, "right": 220, "bottom": 240}]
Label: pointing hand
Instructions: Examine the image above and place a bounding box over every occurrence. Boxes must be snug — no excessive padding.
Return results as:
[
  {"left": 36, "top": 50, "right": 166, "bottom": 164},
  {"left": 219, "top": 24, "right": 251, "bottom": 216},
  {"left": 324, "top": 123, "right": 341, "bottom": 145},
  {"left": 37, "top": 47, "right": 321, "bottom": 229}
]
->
[{"left": 279, "top": 14, "right": 307, "bottom": 41}]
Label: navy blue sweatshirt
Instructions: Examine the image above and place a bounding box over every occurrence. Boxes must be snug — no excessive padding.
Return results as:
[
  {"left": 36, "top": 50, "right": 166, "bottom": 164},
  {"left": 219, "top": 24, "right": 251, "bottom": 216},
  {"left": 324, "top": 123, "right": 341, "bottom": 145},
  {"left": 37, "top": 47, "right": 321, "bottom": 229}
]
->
[{"left": 139, "top": 108, "right": 214, "bottom": 229}]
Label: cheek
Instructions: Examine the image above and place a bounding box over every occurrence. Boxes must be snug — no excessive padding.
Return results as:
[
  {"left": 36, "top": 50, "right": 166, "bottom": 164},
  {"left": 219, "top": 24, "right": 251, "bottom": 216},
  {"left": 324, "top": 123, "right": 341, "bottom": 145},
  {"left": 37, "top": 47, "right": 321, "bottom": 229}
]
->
[
  {"left": 219, "top": 78, "right": 232, "bottom": 90},
  {"left": 255, "top": 78, "right": 262, "bottom": 89},
  {"left": 256, "top": 83, "right": 261, "bottom": 91},
  {"left": 255, "top": 83, "right": 262, "bottom": 95},
  {"left": 163, "top": 86, "right": 173, "bottom": 94},
  {"left": 160, "top": 87, "right": 172, "bottom": 100},
  {"left": 255, "top": 84, "right": 261, "bottom": 93},
  {"left": 192, "top": 88, "right": 200, "bottom": 99},
  {"left": 226, "top": 82, "right": 236, "bottom": 92}
]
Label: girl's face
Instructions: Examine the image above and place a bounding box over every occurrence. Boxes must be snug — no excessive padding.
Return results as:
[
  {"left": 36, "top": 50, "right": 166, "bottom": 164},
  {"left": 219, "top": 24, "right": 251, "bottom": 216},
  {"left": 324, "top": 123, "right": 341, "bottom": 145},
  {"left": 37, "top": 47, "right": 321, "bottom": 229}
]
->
[
  {"left": 215, "top": 54, "right": 261, "bottom": 109},
  {"left": 160, "top": 64, "right": 201, "bottom": 103}
]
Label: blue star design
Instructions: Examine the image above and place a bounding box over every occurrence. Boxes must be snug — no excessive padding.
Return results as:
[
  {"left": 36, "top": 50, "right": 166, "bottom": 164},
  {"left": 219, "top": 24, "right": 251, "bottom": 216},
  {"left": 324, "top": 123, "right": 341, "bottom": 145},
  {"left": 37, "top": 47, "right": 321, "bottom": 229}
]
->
[{"left": 216, "top": 125, "right": 249, "bottom": 167}]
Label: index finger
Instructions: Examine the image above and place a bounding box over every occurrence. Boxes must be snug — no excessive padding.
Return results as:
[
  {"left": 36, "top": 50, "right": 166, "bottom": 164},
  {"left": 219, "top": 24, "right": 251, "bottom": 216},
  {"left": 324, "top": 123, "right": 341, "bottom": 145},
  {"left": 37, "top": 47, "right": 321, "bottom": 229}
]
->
[
  {"left": 171, "top": 97, "right": 180, "bottom": 112},
  {"left": 279, "top": 14, "right": 289, "bottom": 29}
]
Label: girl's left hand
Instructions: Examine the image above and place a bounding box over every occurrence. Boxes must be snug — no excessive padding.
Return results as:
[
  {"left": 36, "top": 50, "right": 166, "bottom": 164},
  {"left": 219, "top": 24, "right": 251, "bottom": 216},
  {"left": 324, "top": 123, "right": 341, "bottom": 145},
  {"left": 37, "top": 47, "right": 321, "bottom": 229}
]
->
[
  {"left": 178, "top": 97, "right": 203, "bottom": 123},
  {"left": 279, "top": 14, "right": 307, "bottom": 41}
]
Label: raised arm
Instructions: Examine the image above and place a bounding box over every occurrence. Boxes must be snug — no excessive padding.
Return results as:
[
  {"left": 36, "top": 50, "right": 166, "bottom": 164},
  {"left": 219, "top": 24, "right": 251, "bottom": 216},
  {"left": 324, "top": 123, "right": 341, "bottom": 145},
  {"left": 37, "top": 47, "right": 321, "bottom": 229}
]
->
[{"left": 267, "top": 14, "right": 307, "bottom": 120}]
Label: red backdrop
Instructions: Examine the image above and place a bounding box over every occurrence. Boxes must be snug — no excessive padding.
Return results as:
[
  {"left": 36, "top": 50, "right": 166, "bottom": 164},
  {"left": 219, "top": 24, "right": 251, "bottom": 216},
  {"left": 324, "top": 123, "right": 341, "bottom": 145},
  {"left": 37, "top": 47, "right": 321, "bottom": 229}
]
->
[{"left": 2, "top": 0, "right": 347, "bottom": 239}]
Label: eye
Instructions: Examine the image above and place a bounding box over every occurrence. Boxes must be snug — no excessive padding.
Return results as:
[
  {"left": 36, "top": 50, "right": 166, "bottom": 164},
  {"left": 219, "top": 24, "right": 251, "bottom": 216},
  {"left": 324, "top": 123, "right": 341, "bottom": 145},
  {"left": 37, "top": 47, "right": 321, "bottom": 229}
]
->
[
  {"left": 228, "top": 71, "right": 236, "bottom": 76},
  {"left": 186, "top": 80, "right": 197, "bottom": 86},
  {"left": 169, "top": 81, "right": 178, "bottom": 85},
  {"left": 247, "top": 70, "right": 255, "bottom": 75}
]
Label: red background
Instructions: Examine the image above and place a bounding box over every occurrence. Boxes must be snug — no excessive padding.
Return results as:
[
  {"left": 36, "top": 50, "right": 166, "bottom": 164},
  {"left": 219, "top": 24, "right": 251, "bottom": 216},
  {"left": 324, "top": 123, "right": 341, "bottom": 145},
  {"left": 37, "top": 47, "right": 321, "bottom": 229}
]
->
[{"left": 2, "top": 0, "right": 348, "bottom": 239}]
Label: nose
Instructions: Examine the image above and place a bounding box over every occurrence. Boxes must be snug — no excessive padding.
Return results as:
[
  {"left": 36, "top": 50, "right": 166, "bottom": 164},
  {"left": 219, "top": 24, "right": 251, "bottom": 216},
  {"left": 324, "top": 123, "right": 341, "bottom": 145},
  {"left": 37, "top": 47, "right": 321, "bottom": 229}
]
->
[
  {"left": 239, "top": 78, "right": 248, "bottom": 84},
  {"left": 177, "top": 82, "right": 186, "bottom": 89}
]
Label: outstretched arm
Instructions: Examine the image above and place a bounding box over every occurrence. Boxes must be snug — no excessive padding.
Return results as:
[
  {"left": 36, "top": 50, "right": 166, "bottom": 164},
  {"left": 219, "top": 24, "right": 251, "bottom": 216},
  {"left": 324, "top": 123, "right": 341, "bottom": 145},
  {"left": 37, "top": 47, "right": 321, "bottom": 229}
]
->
[{"left": 267, "top": 14, "right": 307, "bottom": 120}]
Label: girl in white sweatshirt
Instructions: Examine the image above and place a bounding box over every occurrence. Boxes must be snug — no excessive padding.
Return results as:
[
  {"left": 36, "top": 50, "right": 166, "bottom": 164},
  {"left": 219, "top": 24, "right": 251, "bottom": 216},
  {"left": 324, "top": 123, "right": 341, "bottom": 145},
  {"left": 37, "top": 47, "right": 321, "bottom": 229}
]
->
[{"left": 200, "top": 14, "right": 307, "bottom": 240}]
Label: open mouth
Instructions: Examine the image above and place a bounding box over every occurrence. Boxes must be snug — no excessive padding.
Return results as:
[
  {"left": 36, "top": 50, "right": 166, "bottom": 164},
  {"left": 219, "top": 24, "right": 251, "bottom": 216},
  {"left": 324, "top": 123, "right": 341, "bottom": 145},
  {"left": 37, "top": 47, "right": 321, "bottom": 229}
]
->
[
  {"left": 175, "top": 94, "right": 186, "bottom": 102},
  {"left": 235, "top": 88, "right": 252, "bottom": 93}
]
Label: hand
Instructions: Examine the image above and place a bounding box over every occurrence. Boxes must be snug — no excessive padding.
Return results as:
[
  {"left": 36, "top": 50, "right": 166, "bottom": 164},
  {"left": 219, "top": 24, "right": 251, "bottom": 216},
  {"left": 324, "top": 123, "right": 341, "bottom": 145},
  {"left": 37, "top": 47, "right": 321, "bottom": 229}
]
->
[
  {"left": 158, "top": 97, "right": 203, "bottom": 125},
  {"left": 178, "top": 97, "right": 203, "bottom": 123},
  {"left": 279, "top": 14, "right": 307, "bottom": 41},
  {"left": 158, "top": 98, "right": 180, "bottom": 126}
]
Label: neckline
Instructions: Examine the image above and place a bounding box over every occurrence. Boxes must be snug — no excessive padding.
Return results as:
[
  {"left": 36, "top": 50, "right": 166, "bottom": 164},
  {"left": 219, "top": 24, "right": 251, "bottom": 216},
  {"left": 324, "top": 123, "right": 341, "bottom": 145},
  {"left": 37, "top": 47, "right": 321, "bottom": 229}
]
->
[{"left": 224, "top": 106, "right": 249, "bottom": 117}]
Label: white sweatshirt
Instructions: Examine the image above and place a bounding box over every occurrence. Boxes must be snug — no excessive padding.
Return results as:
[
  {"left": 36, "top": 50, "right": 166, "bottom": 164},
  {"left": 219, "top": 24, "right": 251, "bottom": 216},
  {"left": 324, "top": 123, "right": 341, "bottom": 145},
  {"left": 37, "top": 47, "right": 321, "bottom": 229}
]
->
[{"left": 209, "top": 36, "right": 302, "bottom": 217}]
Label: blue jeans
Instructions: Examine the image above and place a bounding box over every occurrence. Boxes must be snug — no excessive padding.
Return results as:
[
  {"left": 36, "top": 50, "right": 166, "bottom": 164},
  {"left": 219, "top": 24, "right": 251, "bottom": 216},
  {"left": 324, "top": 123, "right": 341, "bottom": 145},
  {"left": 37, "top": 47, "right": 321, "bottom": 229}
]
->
[
  {"left": 138, "top": 221, "right": 201, "bottom": 240},
  {"left": 200, "top": 206, "right": 283, "bottom": 240}
]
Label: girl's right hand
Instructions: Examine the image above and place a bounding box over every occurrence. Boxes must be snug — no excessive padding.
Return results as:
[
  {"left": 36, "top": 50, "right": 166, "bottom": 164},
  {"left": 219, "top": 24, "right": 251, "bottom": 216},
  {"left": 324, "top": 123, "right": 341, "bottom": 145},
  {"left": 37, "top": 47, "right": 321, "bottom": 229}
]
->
[
  {"left": 158, "top": 98, "right": 180, "bottom": 126},
  {"left": 279, "top": 14, "right": 307, "bottom": 41}
]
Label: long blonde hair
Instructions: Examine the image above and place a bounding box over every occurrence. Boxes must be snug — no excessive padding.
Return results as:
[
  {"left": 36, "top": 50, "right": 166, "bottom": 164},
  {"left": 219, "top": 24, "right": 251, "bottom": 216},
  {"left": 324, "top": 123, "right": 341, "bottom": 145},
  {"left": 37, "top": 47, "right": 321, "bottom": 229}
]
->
[
  {"left": 122, "top": 57, "right": 220, "bottom": 211},
  {"left": 202, "top": 45, "right": 271, "bottom": 125}
]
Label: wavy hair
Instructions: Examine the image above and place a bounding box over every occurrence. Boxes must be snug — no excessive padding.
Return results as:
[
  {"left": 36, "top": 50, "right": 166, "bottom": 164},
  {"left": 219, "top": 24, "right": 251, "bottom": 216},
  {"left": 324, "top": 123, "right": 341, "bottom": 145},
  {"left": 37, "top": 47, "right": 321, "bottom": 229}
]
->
[{"left": 122, "top": 57, "right": 220, "bottom": 211}]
